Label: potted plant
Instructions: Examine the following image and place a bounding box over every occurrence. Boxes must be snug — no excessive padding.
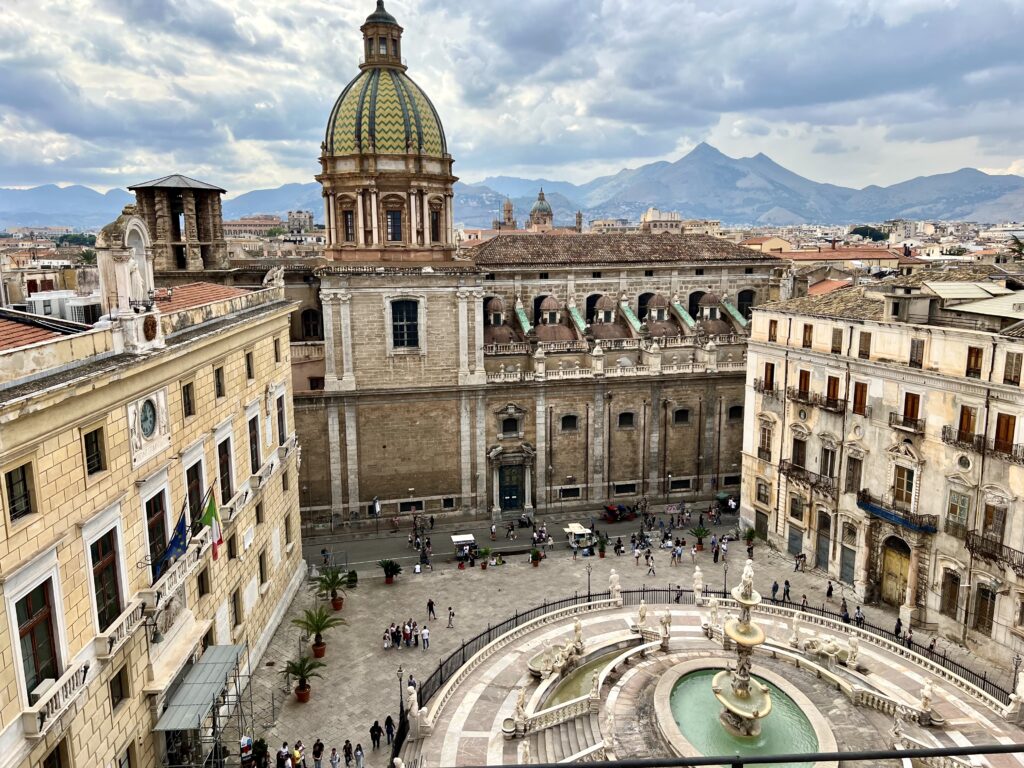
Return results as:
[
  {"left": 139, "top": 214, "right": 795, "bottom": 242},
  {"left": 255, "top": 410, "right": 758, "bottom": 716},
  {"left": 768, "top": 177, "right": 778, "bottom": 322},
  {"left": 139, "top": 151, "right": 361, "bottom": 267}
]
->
[
  {"left": 743, "top": 527, "right": 756, "bottom": 545},
  {"left": 479, "top": 547, "right": 492, "bottom": 569},
  {"left": 530, "top": 548, "right": 542, "bottom": 567},
  {"left": 378, "top": 559, "right": 403, "bottom": 584},
  {"left": 598, "top": 536, "right": 607, "bottom": 559},
  {"left": 292, "top": 606, "right": 346, "bottom": 658},
  {"left": 281, "top": 655, "right": 326, "bottom": 703},
  {"left": 317, "top": 567, "right": 347, "bottom": 611},
  {"left": 689, "top": 526, "right": 710, "bottom": 551},
  {"left": 346, "top": 569, "right": 359, "bottom": 589}
]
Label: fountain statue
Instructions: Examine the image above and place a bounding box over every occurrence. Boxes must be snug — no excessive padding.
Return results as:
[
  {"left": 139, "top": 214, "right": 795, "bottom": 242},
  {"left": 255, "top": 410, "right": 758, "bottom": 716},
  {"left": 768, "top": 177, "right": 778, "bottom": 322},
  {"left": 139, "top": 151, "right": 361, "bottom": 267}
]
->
[
  {"left": 692, "top": 566, "right": 704, "bottom": 604},
  {"left": 707, "top": 597, "right": 720, "bottom": 629},
  {"left": 711, "top": 559, "right": 772, "bottom": 737},
  {"left": 518, "top": 738, "right": 530, "bottom": 765},
  {"left": 919, "top": 680, "right": 933, "bottom": 713},
  {"left": 660, "top": 609, "right": 673, "bottom": 637},
  {"left": 574, "top": 617, "right": 584, "bottom": 653},
  {"left": 609, "top": 569, "right": 622, "bottom": 604},
  {"left": 515, "top": 687, "right": 527, "bottom": 722},
  {"left": 637, "top": 599, "right": 648, "bottom": 627},
  {"left": 846, "top": 634, "right": 859, "bottom": 666}
]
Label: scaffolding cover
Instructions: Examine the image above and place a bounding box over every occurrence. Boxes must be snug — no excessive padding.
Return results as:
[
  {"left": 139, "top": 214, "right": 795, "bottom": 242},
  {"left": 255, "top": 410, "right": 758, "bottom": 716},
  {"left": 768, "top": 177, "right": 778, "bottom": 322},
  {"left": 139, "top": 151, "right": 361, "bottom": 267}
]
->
[{"left": 154, "top": 645, "right": 245, "bottom": 732}]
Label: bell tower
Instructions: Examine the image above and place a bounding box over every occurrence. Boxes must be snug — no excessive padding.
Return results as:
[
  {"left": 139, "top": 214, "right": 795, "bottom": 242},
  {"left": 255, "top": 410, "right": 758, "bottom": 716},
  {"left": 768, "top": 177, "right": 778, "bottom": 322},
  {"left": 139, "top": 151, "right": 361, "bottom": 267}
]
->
[{"left": 360, "top": 0, "right": 405, "bottom": 71}]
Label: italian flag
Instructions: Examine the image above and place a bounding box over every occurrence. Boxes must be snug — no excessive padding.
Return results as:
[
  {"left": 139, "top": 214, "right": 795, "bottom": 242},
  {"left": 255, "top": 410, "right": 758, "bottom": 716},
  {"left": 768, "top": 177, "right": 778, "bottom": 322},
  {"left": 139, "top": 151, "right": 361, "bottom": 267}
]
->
[{"left": 201, "top": 491, "right": 224, "bottom": 560}]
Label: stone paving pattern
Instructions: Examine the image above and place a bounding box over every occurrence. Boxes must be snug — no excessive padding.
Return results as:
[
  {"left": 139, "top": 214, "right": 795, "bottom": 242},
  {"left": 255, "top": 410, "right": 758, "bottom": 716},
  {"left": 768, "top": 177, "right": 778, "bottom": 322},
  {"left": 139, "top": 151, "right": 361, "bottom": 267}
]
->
[{"left": 251, "top": 523, "right": 1021, "bottom": 766}]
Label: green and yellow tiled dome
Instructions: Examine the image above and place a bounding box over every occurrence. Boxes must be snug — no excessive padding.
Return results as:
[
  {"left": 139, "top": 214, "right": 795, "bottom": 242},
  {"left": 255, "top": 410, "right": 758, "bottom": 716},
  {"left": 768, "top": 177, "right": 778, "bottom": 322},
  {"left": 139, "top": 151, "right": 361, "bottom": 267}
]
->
[{"left": 325, "top": 68, "right": 447, "bottom": 158}]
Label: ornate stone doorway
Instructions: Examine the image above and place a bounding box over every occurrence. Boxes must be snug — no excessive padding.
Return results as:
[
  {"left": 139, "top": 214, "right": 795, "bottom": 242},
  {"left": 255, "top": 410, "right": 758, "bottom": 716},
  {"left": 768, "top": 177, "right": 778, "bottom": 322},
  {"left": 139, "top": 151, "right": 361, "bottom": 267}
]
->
[
  {"left": 881, "top": 536, "right": 911, "bottom": 607},
  {"left": 499, "top": 465, "right": 524, "bottom": 511}
]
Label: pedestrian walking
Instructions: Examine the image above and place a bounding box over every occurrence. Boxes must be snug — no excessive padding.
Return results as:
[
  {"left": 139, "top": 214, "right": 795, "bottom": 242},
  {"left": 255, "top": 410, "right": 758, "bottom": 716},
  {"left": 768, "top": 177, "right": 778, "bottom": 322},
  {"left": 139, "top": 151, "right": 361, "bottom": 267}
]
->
[
  {"left": 842, "top": 607, "right": 850, "bottom": 624},
  {"left": 854, "top": 606, "right": 864, "bottom": 628},
  {"left": 422, "top": 625, "right": 430, "bottom": 650},
  {"left": 721, "top": 540, "right": 728, "bottom": 560},
  {"left": 647, "top": 555, "right": 656, "bottom": 576},
  {"left": 427, "top": 599, "right": 436, "bottom": 620},
  {"left": 906, "top": 628, "right": 913, "bottom": 648},
  {"left": 490, "top": 524, "right": 496, "bottom": 541},
  {"left": 572, "top": 540, "right": 578, "bottom": 560},
  {"left": 894, "top": 617, "right": 903, "bottom": 639},
  {"left": 782, "top": 580, "right": 791, "bottom": 602},
  {"left": 429, "top": 515, "right": 435, "bottom": 529},
  {"left": 329, "top": 748, "right": 340, "bottom": 768},
  {"left": 928, "top": 638, "right": 936, "bottom": 654},
  {"left": 343, "top": 741, "right": 353, "bottom": 768},
  {"left": 840, "top": 597, "right": 848, "bottom": 615},
  {"left": 712, "top": 544, "right": 719, "bottom": 564},
  {"left": 384, "top": 716, "right": 395, "bottom": 745},
  {"left": 800, "top": 594, "right": 808, "bottom": 611},
  {"left": 826, "top": 581, "right": 834, "bottom": 601},
  {"left": 690, "top": 545, "right": 696, "bottom": 564},
  {"left": 278, "top": 743, "right": 292, "bottom": 768},
  {"left": 447, "top": 606, "right": 455, "bottom": 628},
  {"left": 634, "top": 548, "right": 641, "bottom": 566},
  {"left": 370, "top": 722, "right": 383, "bottom": 750},
  {"left": 294, "top": 741, "right": 306, "bottom": 768},
  {"left": 771, "top": 580, "right": 779, "bottom": 601},
  {"left": 354, "top": 745, "right": 364, "bottom": 768},
  {"left": 313, "top": 739, "right": 325, "bottom": 768},
  {"left": 746, "top": 543, "right": 754, "bottom": 560}
]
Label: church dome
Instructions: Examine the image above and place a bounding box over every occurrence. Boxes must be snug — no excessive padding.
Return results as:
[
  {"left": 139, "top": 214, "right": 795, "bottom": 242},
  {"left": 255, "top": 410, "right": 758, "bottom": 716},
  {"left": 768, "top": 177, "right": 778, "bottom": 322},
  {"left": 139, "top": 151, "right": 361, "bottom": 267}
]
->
[
  {"left": 325, "top": 68, "right": 447, "bottom": 157},
  {"left": 365, "top": 0, "right": 398, "bottom": 25},
  {"left": 530, "top": 189, "right": 553, "bottom": 216}
]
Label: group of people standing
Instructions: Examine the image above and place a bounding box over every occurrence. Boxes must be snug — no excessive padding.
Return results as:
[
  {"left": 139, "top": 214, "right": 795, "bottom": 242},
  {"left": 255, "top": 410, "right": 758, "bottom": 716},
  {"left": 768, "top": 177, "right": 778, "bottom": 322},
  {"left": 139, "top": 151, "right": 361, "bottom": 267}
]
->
[
  {"left": 276, "top": 719, "right": 397, "bottom": 768},
  {"left": 383, "top": 618, "right": 431, "bottom": 650}
]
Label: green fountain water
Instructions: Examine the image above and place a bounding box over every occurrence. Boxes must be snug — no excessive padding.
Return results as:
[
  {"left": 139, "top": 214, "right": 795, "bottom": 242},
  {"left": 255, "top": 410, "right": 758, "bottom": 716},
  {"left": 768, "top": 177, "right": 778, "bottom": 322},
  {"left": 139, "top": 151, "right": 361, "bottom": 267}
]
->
[
  {"left": 670, "top": 669, "right": 817, "bottom": 767},
  {"left": 547, "top": 656, "right": 610, "bottom": 705}
]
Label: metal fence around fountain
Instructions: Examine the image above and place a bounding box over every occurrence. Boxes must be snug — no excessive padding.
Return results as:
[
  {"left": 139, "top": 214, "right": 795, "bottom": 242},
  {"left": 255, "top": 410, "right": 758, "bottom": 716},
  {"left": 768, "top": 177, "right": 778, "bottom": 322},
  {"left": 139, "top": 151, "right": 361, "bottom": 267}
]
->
[{"left": 392, "top": 585, "right": 1011, "bottom": 765}]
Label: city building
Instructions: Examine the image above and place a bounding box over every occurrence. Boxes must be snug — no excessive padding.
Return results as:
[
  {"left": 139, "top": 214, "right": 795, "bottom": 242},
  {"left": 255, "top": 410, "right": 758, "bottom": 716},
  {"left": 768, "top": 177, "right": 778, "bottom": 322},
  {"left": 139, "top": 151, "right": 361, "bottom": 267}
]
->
[
  {"left": 287, "top": 210, "right": 314, "bottom": 234},
  {"left": 740, "top": 264, "right": 1024, "bottom": 663},
  {"left": 223, "top": 215, "right": 286, "bottom": 239},
  {"left": 741, "top": 236, "right": 794, "bottom": 253},
  {"left": 492, "top": 198, "right": 518, "bottom": 231},
  {"left": 0, "top": 206, "right": 303, "bottom": 767}
]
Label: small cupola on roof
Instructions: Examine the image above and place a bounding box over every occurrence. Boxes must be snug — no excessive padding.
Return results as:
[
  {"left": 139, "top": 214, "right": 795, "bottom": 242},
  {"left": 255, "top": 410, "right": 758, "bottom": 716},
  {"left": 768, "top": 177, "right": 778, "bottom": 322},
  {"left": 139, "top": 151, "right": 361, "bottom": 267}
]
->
[{"left": 361, "top": 0, "right": 404, "bottom": 69}]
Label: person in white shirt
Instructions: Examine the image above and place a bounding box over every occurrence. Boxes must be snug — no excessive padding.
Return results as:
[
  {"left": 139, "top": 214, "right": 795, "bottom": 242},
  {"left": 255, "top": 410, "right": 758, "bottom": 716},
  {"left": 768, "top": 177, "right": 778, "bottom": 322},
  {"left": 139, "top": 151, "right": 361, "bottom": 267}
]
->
[{"left": 421, "top": 625, "right": 430, "bottom": 650}]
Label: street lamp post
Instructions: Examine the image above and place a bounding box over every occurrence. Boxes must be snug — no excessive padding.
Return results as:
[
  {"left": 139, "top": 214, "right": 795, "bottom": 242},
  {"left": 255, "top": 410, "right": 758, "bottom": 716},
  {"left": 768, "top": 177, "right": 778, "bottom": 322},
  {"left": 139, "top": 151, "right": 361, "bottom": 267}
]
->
[
  {"left": 723, "top": 560, "right": 729, "bottom": 593},
  {"left": 1014, "top": 653, "right": 1022, "bottom": 694},
  {"left": 666, "top": 473, "right": 672, "bottom": 506},
  {"left": 585, "top": 563, "right": 592, "bottom": 599},
  {"left": 397, "top": 665, "right": 404, "bottom": 716}
]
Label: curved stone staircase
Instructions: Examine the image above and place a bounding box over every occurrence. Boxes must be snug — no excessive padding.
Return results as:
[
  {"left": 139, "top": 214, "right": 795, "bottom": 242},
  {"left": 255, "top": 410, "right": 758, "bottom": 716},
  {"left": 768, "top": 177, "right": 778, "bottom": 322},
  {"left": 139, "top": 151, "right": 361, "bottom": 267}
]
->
[{"left": 529, "top": 713, "right": 602, "bottom": 763}]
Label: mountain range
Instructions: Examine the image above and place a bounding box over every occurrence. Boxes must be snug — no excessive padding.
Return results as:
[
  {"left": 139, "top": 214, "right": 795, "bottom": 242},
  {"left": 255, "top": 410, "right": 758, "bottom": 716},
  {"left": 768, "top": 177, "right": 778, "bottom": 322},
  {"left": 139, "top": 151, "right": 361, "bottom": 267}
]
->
[{"left": 3, "top": 143, "right": 1023, "bottom": 230}]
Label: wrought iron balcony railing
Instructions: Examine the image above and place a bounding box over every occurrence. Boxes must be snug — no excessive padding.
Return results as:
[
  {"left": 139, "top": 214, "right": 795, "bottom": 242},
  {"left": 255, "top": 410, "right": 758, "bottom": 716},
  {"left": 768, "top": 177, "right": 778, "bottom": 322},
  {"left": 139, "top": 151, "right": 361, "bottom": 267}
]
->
[
  {"left": 941, "top": 426, "right": 985, "bottom": 452},
  {"left": 753, "top": 378, "right": 780, "bottom": 399},
  {"left": 785, "top": 388, "right": 848, "bottom": 414},
  {"left": 757, "top": 447, "right": 772, "bottom": 462},
  {"left": 779, "top": 460, "right": 837, "bottom": 498},
  {"left": 966, "top": 531, "right": 1024, "bottom": 576},
  {"left": 889, "top": 411, "right": 925, "bottom": 434},
  {"left": 986, "top": 438, "right": 1024, "bottom": 465},
  {"left": 944, "top": 519, "right": 968, "bottom": 540},
  {"left": 856, "top": 490, "right": 937, "bottom": 533}
]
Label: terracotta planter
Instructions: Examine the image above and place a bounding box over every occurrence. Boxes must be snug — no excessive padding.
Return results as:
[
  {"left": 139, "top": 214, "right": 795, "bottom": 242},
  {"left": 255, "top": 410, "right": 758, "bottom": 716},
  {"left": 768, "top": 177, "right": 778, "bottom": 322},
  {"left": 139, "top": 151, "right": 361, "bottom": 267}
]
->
[
  {"left": 458, "top": 562, "right": 465, "bottom": 570},
  {"left": 480, "top": 562, "right": 488, "bottom": 570},
  {"left": 331, "top": 597, "right": 344, "bottom": 611},
  {"left": 532, "top": 560, "right": 540, "bottom": 568},
  {"left": 385, "top": 575, "right": 395, "bottom": 584},
  {"left": 295, "top": 686, "right": 311, "bottom": 703},
  {"left": 312, "top": 642, "right": 326, "bottom": 658},
  {"left": 696, "top": 543, "right": 704, "bottom": 551},
  {"left": 599, "top": 550, "right": 606, "bottom": 559}
]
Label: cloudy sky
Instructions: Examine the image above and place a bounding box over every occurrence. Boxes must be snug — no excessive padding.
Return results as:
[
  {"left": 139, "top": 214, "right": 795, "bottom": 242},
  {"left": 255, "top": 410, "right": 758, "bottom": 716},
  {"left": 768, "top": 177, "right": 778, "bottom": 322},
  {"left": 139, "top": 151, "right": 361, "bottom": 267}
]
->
[{"left": 1, "top": 0, "right": 1023, "bottom": 195}]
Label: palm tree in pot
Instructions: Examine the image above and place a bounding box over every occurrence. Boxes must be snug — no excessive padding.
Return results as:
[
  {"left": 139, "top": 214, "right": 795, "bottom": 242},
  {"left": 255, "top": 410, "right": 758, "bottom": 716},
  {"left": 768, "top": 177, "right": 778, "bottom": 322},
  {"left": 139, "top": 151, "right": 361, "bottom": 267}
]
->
[
  {"left": 479, "top": 547, "right": 492, "bottom": 569},
  {"left": 282, "top": 655, "right": 326, "bottom": 703},
  {"left": 317, "top": 567, "right": 347, "bottom": 610},
  {"left": 378, "top": 559, "right": 403, "bottom": 584},
  {"left": 530, "top": 548, "right": 542, "bottom": 567},
  {"left": 292, "top": 606, "right": 346, "bottom": 658},
  {"left": 689, "top": 526, "right": 710, "bottom": 551}
]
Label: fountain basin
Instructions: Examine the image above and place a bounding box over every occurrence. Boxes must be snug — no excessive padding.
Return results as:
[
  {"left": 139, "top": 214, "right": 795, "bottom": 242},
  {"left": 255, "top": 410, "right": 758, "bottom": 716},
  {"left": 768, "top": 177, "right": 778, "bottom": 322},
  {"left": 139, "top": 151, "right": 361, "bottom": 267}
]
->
[{"left": 653, "top": 660, "right": 837, "bottom": 768}]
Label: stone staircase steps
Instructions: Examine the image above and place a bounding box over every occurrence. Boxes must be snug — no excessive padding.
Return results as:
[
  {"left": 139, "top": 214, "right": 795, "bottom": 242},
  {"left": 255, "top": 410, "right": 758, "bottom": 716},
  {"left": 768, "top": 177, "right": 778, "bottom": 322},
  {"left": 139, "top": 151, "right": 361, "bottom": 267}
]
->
[
  {"left": 565, "top": 717, "right": 581, "bottom": 756},
  {"left": 557, "top": 721, "right": 572, "bottom": 760}
]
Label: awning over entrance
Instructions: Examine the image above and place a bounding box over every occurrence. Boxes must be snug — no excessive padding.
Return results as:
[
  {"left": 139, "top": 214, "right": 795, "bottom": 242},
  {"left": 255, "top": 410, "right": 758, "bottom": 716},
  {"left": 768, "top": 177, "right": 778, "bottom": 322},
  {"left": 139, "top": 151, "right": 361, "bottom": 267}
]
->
[{"left": 154, "top": 645, "right": 245, "bottom": 732}]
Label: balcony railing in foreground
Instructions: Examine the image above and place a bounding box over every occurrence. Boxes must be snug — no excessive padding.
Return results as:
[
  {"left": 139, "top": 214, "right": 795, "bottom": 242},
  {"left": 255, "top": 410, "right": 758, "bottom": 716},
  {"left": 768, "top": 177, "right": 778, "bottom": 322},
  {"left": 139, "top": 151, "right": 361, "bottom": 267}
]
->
[
  {"left": 941, "top": 426, "right": 985, "bottom": 452},
  {"left": 752, "top": 378, "right": 780, "bottom": 399},
  {"left": 987, "top": 437, "right": 1024, "bottom": 465},
  {"left": 92, "top": 599, "right": 146, "bottom": 659},
  {"left": 22, "top": 661, "right": 90, "bottom": 739},
  {"left": 889, "top": 411, "right": 925, "bottom": 433},
  {"left": 966, "top": 531, "right": 1024, "bottom": 576},
  {"left": 778, "top": 460, "right": 836, "bottom": 497},
  {"left": 139, "top": 526, "right": 212, "bottom": 608},
  {"left": 857, "top": 490, "right": 937, "bottom": 533}
]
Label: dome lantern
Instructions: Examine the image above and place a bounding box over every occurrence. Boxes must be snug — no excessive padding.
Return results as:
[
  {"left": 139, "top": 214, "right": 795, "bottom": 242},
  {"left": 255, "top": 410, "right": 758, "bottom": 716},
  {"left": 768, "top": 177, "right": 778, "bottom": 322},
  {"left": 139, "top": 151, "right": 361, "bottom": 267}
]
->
[{"left": 361, "top": 0, "right": 404, "bottom": 70}]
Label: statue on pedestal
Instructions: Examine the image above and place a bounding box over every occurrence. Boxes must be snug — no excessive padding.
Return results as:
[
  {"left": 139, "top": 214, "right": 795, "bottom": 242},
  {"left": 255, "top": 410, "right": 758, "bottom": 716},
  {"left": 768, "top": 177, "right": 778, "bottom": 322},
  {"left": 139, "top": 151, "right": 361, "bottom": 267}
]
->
[
  {"left": 515, "top": 687, "right": 527, "bottom": 722},
  {"left": 574, "top": 617, "right": 584, "bottom": 652},
  {"left": 660, "top": 609, "right": 673, "bottom": 637},
  {"left": 708, "top": 597, "right": 720, "bottom": 628},
  {"left": 919, "top": 680, "right": 933, "bottom": 712},
  {"left": 846, "top": 635, "right": 859, "bottom": 666},
  {"left": 740, "top": 559, "right": 755, "bottom": 599},
  {"left": 637, "top": 599, "right": 648, "bottom": 627},
  {"left": 692, "top": 566, "right": 704, "bottom": 603},
  {"left": 518, "top": 738, "right": 530, "bottom": 765},
  {"left": 609, "top": 569, "right": 622, "bottom": 604}
]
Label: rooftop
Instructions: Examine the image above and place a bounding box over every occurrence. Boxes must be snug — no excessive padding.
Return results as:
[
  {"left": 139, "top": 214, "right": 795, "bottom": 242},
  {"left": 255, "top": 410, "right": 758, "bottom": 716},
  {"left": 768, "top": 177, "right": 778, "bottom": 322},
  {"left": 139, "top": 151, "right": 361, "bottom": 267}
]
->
[
  {"left": 157, "top": 282, "right": 252, "bottom": 313},
  {"left": 759, "top": 288, "right": 884, "bottom": 321},
  {"left": 473, "top": 233, "right": 778, "bottom": 266},
  {"left": 891, "top": 264, "right": 1005, "bottom": 287},
  {"left": 127, "top": 174, "right": 226, "bottom": 193},
  {"left": 807, "top": 279, "right": 853, "bottom": 296},
  {"left": 781, "top": 248, "right": 902, "bottom": 262},
  {"left": 0, "top": 309, "right": 89, "bottom": 351}
]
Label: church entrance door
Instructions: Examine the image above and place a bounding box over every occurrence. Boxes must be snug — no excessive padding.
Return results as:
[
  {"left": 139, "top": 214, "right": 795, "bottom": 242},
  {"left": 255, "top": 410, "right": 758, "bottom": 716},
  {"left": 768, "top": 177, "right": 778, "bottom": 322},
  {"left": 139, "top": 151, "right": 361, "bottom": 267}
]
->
[{"left": 499, "top": 465, "right": 523, "bottom": 512}]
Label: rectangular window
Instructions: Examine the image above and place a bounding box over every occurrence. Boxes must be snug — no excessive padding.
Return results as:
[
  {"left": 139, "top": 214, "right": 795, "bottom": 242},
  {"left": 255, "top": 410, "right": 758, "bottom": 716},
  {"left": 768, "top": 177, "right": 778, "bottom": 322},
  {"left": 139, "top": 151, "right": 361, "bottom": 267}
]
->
[
  {"left": 673, "top": 409, "right": 690, "bottom": 425},
  {"left": 670, "top": 478, "right": 691, "bottom": 491},
  {"left": 618, "top": 412, "right": 635, "bottom": 428},
  {"left": 186, "top": 462, "right": 204, "bottom": 525},
  {"left": 947, "top": 491, "right": 970, "bottom": 528},
  {"left": 386, "top": 210, "right": 403, "bottom": 241},
  {"left": 343, "top": 210, "right": 355, "bottom": 242},
  {"left": 259, "top": 551, "right": 268, "bottom": 586},
  {"left": 217, "top": 438, "right": 233, "bottom": 505},
  {"left": 391, "top": 299, "right": 420, "bottom": 349},
  {"left": 559, "top": 487, "right": 581, "bottom": 499},
  {"left": 858, "top": 332, "right": 871, "bottom": 360},
  {"left": 442, "top": 497, "right": 455, "bottom": 509},
  {"left": 802, "top": 324, "right": 813, "bottom": 349},
  {"left": 909, "top": 338, "right": 924, "bottom": 369},
  {"left": 255, "top": 501, "right": 264, "bottom": 525},
  {"left": 644, "top": 270, "right": 654, "bottom": 277},
  {"left": 82, "top": 427, "right": 106, "bottom": 476},
  {"left": 146, "top": 491, "right": 168, "bottom": 582},
  {"left": 763, "top": 362, "right": 775, "bottom": 390},
  {"left": 614, "top": 482, "right": 637, "bottom": 495},
  {"left": 274, "top": 338, "right": 282, "bottom": 364},
  {"left": 1005, "top": 351, "right": 1022, "bottom": 386},
  {"left": 539, "top": 272, "right": 550, "bottom": 280},
  {"left": 695, "top": 268, "right": 704, "bottom": 276},
  {"left": 797, "top": 369, "right": 811, "bottom": 396},
  {"left": 831, "top": 328, "right": 843, "bottom": 354},
  {"left": 277, "top": 395, "right": 287, "bottom": 447},
  {"left": 282, "top": 470, "right": 290, "bottom": 492},
  {"left": 91, "top": 529, "right": 122, "bottom": 632},
  {"left": 820, "top": 447, "right": 837, "bottom": 478},
  {"left": 197, "top": 566, "right": 210, "bottom": 597},
  {"left": 399, "top": 500, "right": 421, "bottom": 513},
  {"left": 826, "top": 375, "right": 840, "bottom": 402},
  {"left": 378, "top": 37, "right": 387, "bottom": 55},
  {"left": 561, "top": 414, "right": 579, "bottom": 431},
  {"left": 756, "top": 481, "right": 770, "bottom": 505},
  {"left": 231, "top": 589, "right": 242, "bottom": 628},
  {"left": 109, "top": 665, "right": 129, "bottom": 710},
  {"left": 844, "top": 456, "right": 862, "bottom": 493},
  {"left": 758, "top": 424, "right": 772, "bottom": 462},
  {"left": 42, "top": 743, "right": 67, "bottom": 768},
  {"left": 214, "top": 366, "right": 225, "bottom": 398},
  {"left": 5, "top": 462, "right": 35, "bottom": 521},
  {"left": 245, "top": 351, "right": 255, "bottom": 380},
  {"left": 789, "top": 495, "right": 804, "bottom": 521},
  {"left": 430, "top": 210, "right": 441, "bottom": 242},
  {"left": 958, "top": 405, "right": 977, "bottom": 436},
  {"left": 309, "top": 377, "right": 325, "bottom": 391},
  {"left": 227, "top": 534, "right": 237, "bottom": 560},
  {"left": 248, "top": 416, "right": 261, "bottom": 475},
  {"left": 285, "top": 514, "right": 293, "bottom": 545},
  {"left": 791, "top": 437, "right": 806, "bottom": 468},
  {"left": 852, "top": 382, "right": 868, "bottom": 415},
  {"left": 592, "top": 271, "right": 602, "bottom": 278},
  {"left": 893, "top": 465, "right": 915, "bottom": 506},
  {"left": 994, "top": 412, "right": 1016, "bottom": 454},
  {"left": 768, "top": 320, "right": 778, "bottom": 342},
  {"left": 182, "top": 382, "right": 196, "bottom": 417},
  {"left": 17, "top": 582, "right": 58, "bottom": 695},
  {"left": 723, "top": 474, "right": 740, "bottom": 486},
  {"left": 966, "top": 346, "right": 983, "bottom": 378}
]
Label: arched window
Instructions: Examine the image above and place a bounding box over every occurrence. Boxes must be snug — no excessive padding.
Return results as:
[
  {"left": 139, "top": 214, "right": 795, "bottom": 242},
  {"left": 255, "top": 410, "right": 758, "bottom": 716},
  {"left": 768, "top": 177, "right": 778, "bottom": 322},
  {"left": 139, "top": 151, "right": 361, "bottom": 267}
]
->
[
  {"left": 585, "top": 294, "right": 601, "bottom": 324},
  {"left": 618, "top": 412, "right": 635, "bottom": 429},
  {"left": 301, "top": 309, "right": 322, "bottom": 340},
  {"left": 688, "top": 291, "right": 706, "bottom": 319},
  {"left": 533, "top": 295, "right": 551, "bottom": 323},
  {"left": 638, "top": 292, "right": 655, "bottom": 320},
  {"left": 728, "top": 405, "right": 744, "bottom": 421},
  {"left": 738, "top": 289, "right": 756, "bottom": 319}
]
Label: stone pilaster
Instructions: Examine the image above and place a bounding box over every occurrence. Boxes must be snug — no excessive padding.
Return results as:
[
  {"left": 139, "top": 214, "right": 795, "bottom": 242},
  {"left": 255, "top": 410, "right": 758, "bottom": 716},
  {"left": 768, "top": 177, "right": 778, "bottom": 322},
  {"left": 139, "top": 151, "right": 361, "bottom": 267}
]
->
[
  {"left": 328, "top": 406, "right": 345, "bottom": 518},
  {"left": 344, "top": 400, "right": 360, "bottom": 518},
  {"left": 460, "top": 391, "right": 472, "bottom": 509},
  {"left": 535, "top": 390, "right": 546, "bottom": 513}
]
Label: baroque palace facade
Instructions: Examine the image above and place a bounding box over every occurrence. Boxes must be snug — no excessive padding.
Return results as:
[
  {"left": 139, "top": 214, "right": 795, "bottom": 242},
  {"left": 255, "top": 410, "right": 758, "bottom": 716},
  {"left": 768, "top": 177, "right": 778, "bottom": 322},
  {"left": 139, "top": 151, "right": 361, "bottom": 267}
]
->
[
  {"left": 0, "top": 207, "right": 303, "bottom": 767},
  {"left": 740, "top": 266, "right": 1024, "bottom": 662}
]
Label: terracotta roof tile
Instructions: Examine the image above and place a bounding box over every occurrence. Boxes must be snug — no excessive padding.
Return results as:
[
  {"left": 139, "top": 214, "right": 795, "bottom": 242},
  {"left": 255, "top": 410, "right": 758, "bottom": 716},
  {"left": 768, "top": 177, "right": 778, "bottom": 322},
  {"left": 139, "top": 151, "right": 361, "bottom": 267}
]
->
[
  {"left": 759, "top": 287, "right": 884, "bottom": 321},
  {"left": 473, "top": 233, "right": 778, "bottom": 266},
  {"left": 807, "top": 279, "right": 852, "bottom": 296},
  {"left": 891, "top": 265, "right": 1006, "bottom": 287},
  {"left": 0, "top": 318, "right": 62, "bottom": 350},
  {"left": 156, "top": 283, "right": 251, "bottom": 313}
]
